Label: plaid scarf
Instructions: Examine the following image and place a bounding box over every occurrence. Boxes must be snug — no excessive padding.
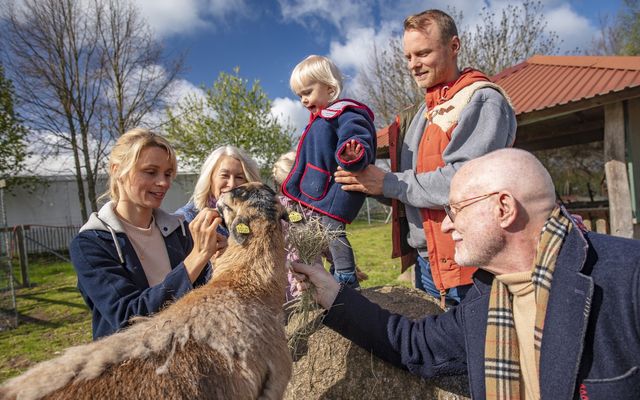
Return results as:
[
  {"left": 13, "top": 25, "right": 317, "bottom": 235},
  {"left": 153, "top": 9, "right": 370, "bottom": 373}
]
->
[{"left": 484, "top": 206, "right": 572, "bottom": 399}]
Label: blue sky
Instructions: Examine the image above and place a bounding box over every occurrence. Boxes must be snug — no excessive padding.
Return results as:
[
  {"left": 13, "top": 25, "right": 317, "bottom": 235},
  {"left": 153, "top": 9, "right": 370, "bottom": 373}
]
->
[
  {"left": 134, "top": 0, "right": 624, "bottom": 135},
  {"left": 8, "top": 0, "right": 625, "bottom": 176}
]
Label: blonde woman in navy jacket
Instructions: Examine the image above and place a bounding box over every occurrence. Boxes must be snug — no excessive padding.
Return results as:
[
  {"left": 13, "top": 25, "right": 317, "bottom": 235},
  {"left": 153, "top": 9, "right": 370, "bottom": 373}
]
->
[
  {"left": 70, "top": 129, "right": 223, "bottom": 339},
  {"left": 282, "top": 55, "right": 376, "bottom": 288}
]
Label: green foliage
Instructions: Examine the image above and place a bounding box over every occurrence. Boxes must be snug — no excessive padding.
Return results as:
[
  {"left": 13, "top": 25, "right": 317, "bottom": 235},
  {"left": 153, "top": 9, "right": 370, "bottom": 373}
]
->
[
  {"left": 591, "top": 0, "right": 640, "bottom": 55},
  {"left": 618, "top": 0, "right": 640, "bottom": 55},
  {"left": 165, "top": 68, "right": 293, "bottom": 173},
  {"left": 0, "top": 64, "right": 29, "bottom": 184}
]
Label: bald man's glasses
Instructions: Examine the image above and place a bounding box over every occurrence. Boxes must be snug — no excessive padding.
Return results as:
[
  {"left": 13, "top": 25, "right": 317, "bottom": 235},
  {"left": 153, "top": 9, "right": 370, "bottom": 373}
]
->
[{"left": 444, "top": 192, "right": 500, "bottom": 222}]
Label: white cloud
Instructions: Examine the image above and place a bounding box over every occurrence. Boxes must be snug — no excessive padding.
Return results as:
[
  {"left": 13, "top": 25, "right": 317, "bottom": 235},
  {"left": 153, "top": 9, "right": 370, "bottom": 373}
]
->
[
  {"left": 163, "top": 78, "right": 207, "bottom": 105},
  {"left": 141, "top": 78, "right": 207, "bottom": 129},
  {"left": 277, "top": 0, "right": 373, "bottom": 31},
  {"left": 545, "top": 4, "right": 595, "bottom": 52},
  {"left": 270, "top": 97, "right": 309, "bottom": 137},
  {"left": 132, "top": 0, "right": 249, "bottom": 37},
  {"left": 327, "top": 22, "right": 398, "bottom": 97}
]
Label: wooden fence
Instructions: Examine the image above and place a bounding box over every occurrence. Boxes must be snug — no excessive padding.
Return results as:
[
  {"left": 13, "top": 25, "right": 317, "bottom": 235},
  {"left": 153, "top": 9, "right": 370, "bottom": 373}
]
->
[{"left": 566, "top": 205, "right": 610, "bottom": 234}]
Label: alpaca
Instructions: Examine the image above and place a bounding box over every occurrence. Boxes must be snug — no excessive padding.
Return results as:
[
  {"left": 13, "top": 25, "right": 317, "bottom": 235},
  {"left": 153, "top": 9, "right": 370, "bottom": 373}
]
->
[{"left": 0, "top": 182, "right": 292, "bottom": 400}]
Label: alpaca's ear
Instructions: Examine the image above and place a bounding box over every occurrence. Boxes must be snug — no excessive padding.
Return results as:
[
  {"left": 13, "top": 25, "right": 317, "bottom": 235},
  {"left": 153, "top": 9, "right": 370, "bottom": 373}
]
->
[{"left": 230, "top": 217, "right": 251, "bottom": 245}]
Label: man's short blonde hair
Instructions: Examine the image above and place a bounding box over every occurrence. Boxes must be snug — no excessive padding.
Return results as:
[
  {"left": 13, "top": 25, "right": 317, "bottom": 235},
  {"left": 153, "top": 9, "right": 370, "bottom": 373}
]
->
[
  {"left": 290, "top": 55, "right": 342, "bottom": 102},
  {"left": 404, "top": 9, "right": 458, "bottom": 45}
]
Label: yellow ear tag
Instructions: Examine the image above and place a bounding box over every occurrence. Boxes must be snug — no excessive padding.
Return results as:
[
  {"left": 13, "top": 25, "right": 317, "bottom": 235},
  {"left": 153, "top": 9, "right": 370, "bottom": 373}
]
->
[
  {"left": 235, "top": 223, "right": 251, "bottom": 234},
  {"left": 289, "top": 211, "right": 303, "bottom": 223}
]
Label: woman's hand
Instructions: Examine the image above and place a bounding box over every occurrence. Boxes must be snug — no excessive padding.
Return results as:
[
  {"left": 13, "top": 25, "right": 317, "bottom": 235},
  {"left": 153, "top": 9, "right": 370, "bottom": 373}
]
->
[{"left": 184, "top": 208, "right": 222, "bottom": 282}]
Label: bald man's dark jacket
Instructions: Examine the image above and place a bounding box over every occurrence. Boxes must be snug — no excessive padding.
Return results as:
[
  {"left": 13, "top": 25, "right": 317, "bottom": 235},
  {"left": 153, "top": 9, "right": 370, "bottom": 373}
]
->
[{"left": 324, "top": 219, "right": 640, "bottom": 399}]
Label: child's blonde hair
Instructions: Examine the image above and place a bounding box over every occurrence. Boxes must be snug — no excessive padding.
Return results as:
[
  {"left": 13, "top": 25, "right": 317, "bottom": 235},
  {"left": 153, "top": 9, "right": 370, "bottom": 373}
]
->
[
  {"left": 192, "top": 145, "right": 261, "bottom": 210},
  {"left": 289, "top": 55, "right": 342, "bottom": 103},
  {"left": 106, "top": 128, "right": 177, "bottom": 203},
  {"left": 272, "top": 151, "right": 296, "bottom": 189}
]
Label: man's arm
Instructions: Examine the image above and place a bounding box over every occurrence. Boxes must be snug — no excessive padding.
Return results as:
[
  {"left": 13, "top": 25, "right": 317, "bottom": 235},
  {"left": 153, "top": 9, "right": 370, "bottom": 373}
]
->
[
  {"left": 291, "top": 262, "right": 468, "bottom": 378},
  {"left": 384, "top": 88, "right": 516, "bottom": 209}
]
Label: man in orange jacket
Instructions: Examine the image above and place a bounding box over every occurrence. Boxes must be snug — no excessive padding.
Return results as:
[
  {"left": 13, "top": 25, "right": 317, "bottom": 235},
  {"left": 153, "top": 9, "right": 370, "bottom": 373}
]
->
[{"left": 335, "top": 9, "right": 516, "bottom": 306}]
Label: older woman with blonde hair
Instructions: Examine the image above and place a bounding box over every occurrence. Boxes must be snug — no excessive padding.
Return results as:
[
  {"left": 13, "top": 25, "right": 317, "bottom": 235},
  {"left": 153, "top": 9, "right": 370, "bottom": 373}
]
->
[
  {"left": 70, "top": 128, "right": 222, "bottom": 339},
  {"left": 175, "top": 145, "right": 261, "bottom": 233}
]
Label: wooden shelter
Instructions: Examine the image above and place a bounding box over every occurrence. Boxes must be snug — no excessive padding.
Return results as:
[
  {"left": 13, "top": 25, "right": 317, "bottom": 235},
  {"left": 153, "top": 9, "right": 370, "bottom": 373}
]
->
[{"left": 492, "top": 55, "right": 640, "bottom": 238}]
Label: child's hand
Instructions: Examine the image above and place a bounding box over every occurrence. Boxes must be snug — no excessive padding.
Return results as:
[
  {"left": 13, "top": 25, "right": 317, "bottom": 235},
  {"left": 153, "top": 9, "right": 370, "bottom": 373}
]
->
[{"left": 340, "top": 139, "right": 363, "bottom": 162}]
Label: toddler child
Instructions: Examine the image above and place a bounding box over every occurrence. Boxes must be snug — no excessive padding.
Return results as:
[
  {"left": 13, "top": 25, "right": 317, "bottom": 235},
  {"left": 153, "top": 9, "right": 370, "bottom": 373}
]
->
[{"left": 280, "top": 55, "right": 376, "bottom": 289}]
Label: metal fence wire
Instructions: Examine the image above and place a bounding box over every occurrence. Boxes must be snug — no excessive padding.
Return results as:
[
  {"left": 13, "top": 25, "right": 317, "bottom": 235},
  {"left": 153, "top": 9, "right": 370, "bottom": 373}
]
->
[
  {"left": 0, "top": 181, "right": 18, "bottom": 331},
  {"left": 354, "top": 198, "right": 392, "bottom": 224}
]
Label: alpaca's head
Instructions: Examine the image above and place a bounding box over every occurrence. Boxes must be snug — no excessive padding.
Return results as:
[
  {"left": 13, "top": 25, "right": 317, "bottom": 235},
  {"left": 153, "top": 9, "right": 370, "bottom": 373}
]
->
[{"left": 217, "top": 182, "right": 287, "bottom": 245}]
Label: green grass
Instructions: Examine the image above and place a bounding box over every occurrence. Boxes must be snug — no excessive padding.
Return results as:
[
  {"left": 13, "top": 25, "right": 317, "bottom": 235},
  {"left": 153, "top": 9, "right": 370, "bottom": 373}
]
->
[
  {"left": 347, "top": 220, "right": 412, "bottom": 288},
  {"left": 0, "top": 222, "right": 407, "bottom": 382},
  {"left": 0, "top": 256, "right": 92, "bottom": 382}
]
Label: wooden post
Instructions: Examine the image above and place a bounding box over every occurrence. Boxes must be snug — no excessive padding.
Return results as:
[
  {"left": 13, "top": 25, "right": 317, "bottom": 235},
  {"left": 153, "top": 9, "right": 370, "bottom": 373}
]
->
[
  {"left": 604, "top": 102, "right": 634, "bottom": 238},
  {"left": 628, "top": 98, "right": 640, "bottom": 238},
  {"left": 16, "top": 225, "right": 30, "bottom": 287}
]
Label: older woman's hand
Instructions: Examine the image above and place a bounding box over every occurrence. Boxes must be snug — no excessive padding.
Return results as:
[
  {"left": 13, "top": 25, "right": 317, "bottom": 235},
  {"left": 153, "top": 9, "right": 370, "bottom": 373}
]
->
[
  {"left": 211, "top": 232, "right": 228, "bottom": 261},
  {"left": 184, "top": 207, "right": 222, "bottom": 282}
]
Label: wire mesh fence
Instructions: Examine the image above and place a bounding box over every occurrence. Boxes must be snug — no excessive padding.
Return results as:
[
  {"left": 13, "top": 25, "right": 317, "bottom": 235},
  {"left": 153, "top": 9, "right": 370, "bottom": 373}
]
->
[
  {"left": 1, "top": 180, "right": 18, "bottom": 331},
  {"left": 353, "top": 198, "right": 392, "bottom": 224}
]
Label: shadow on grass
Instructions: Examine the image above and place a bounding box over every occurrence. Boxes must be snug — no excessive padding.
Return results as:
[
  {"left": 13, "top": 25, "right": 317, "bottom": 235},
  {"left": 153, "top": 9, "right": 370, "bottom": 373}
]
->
[
  {"left": 16, "top": 312, "right": 62, "bottom": 328},
  {"left": 18, "top": 293, "right": 86, "bottom": 310}
]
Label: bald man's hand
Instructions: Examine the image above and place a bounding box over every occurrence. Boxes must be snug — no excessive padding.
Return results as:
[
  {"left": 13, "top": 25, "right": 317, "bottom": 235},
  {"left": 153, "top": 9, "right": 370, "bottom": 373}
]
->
[{"left": 334, "top": 165, "right": 385, "bottom": 195}]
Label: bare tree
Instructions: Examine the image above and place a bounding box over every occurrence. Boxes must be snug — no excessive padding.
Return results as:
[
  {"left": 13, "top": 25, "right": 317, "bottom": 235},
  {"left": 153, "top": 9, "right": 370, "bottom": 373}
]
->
[
  {"left": 2, "top": 0, "right": 182, "bottom": 220},
  {"left": 352, "top": 40, "right": 422, "bottom": 127},
  {"left": 457, "top": 1, "right": 560, "bottom": 76},
  {"left": 97, "top": 0, "right": 183, "bottom": 138},
  {"left": 591, "top": 0, "right": 640, "bottom": 55}
]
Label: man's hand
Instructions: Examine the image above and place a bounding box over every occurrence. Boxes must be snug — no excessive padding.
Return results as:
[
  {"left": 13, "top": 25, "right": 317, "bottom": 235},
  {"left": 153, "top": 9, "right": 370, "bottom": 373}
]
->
[
  {"left": 334, "top": 164, "right": 386, "bottom": 195},
  {"left": 290, "top": 262, "right": 341, "bottom": 309}
]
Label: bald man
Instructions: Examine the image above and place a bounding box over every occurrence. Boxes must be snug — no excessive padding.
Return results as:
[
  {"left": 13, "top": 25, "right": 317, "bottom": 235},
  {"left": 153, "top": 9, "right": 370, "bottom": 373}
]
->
[{"left": 292, "top": 149, "right": 640, "bottom": 400}]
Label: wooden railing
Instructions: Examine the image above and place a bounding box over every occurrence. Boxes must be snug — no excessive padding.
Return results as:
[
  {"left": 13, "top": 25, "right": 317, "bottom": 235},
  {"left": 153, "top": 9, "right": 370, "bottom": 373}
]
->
[{"left": 564, "top": 201, "right": 610, "bottom": 234}]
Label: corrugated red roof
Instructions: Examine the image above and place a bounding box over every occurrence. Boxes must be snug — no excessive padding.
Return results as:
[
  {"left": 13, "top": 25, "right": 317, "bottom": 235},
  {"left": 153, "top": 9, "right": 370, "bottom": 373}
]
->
[{"left": 492, "top": 55, "right": 640, "bottom": 115}]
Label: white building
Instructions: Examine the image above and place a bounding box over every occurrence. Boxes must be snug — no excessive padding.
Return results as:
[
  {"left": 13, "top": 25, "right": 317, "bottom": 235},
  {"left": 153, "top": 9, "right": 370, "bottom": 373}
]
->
[{"left": 3, "top": 173, "right": 197, "bottom": 227}]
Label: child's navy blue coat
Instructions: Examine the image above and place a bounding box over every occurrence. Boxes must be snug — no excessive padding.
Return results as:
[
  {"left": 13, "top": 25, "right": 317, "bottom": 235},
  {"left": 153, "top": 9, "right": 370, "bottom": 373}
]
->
[{"left": 282, "top": 99, "right": 376, "bottom": 223}]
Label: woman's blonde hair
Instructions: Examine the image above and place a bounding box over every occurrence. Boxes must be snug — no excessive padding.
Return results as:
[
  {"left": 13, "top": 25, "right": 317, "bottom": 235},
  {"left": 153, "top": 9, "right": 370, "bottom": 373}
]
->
[
  {"left": 192, "top": 145, "right": 261, "bottom": 210},
  {"left": 272, "top": 151, "right": 296, "bottom": 190},
  {"left": 289, "top": 55, "right": 342, "bottom": 103},
  {"left": 106, "top": 128, "right": 177, "bottom": 203}
]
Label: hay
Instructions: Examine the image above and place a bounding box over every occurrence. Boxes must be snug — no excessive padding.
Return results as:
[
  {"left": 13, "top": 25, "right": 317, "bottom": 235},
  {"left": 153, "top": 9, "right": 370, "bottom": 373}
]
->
[{"left": 285, "top": 215, "right": 345, "bottom": 357}]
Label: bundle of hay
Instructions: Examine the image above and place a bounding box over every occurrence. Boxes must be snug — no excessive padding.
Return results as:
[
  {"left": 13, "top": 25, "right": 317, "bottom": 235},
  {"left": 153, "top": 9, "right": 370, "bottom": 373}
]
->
[{"left": 285, "top": 285, "right": 471, "bottom": 400}]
